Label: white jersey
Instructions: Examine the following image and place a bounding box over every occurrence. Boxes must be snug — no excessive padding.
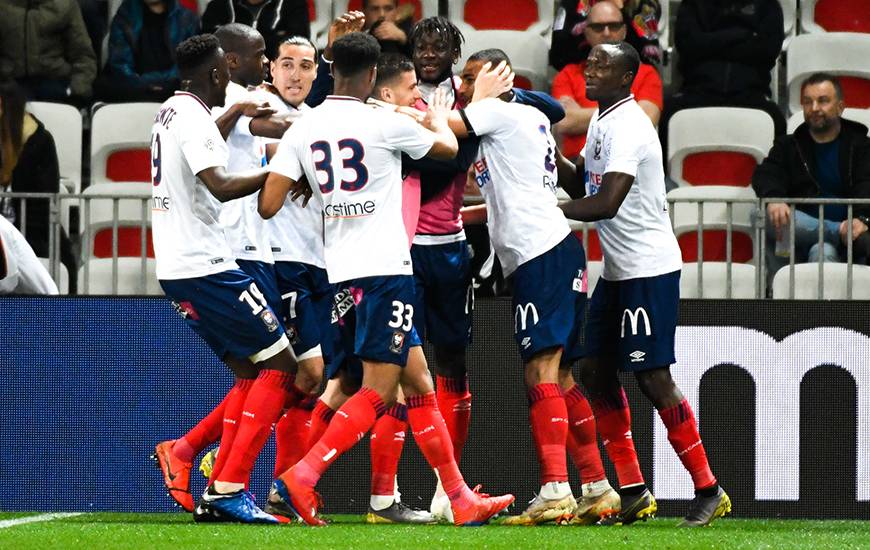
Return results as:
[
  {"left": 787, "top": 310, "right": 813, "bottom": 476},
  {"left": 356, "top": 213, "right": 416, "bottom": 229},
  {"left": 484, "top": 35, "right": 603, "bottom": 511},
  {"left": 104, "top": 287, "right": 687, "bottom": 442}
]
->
[
  {"left": 464, "top": 98, "right": 571, "bottom": 276},
  {"left": 268, "top": 95, "right": 434, "bottom": 283},
  {"left": 257, "top": 88, "right": 324, "bottom": 267},
  {"left": 0, "top": 216, "right": 58, "bottom": 294},
  {"left": 151, "top": 91, "right": 237, "bottom": 280},
  {"left": 212, "top": 81, "right": 273, "bottom": 263},
  {"left": 583, "top": 96, "right": 682, "bottom": 281}
]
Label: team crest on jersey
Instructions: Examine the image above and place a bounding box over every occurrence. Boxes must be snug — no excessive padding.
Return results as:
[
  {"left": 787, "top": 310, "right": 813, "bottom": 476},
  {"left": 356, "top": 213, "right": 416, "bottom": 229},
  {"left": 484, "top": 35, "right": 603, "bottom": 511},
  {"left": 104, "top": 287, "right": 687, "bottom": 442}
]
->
[
  {"left": 259, "top": 309, "right": 279, "bottom": 332},
  {"left": 285, "top": 323, "right": 299, "bottom": 344},
  {"left": 389, "top": 331, "right": 405, "bottom": 354},
  {"left": 204, "top": 138, "right": 215, "bottom": 151},
  {"left": 593, "top": 139, "right": 602, "bottom": 160}
]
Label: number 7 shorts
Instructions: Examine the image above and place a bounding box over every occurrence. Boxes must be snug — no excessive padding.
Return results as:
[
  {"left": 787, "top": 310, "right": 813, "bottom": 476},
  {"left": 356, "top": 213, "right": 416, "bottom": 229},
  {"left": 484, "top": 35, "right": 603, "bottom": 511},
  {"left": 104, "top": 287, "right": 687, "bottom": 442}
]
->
[
  {"left": 334, "top": 274, "right": 422, "bottom": 368},
  {"left": 160, "top": 269, "right": 290, "bottom": 363}
]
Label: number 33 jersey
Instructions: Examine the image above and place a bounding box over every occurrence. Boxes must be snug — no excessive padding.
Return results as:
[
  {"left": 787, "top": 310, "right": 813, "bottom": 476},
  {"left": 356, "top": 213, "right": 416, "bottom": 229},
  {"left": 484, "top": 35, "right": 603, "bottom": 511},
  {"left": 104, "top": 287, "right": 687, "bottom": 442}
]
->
[
  {"left": 151, "top": 92, "right": 235, "bottom": 280},
  {"left": 268, "top": 95, "right": 435, "bottom": 284}
]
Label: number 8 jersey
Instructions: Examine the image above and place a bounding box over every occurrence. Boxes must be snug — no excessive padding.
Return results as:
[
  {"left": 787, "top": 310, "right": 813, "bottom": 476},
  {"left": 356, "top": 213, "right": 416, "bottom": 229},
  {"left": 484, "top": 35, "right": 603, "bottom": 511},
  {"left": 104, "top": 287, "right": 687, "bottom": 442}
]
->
[
  {"left": 151, "top": 92, "right": 236, "bottom": 280},
  {"left": 268, "top": 96, "right": 435, "bottom": 284}
]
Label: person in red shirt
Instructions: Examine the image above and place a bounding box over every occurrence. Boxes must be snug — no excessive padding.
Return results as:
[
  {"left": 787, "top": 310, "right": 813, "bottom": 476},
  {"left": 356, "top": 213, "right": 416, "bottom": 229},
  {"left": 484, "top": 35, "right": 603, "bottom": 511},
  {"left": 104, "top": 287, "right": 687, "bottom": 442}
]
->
[{"left": 551, "top": 0, "right": 662, "bottom": 159}]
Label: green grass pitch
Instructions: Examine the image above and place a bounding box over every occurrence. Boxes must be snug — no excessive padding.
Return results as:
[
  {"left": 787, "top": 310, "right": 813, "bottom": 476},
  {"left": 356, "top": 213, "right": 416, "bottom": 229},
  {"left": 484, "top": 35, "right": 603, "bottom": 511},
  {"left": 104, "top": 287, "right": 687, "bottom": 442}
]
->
[{"left": 1, "top": 513, "right": 870, "bottom": 549}]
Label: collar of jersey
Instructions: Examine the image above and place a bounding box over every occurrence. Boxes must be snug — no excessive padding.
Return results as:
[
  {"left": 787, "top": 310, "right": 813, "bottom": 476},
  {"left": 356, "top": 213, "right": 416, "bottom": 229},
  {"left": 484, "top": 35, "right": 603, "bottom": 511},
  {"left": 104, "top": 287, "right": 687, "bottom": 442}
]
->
[
  {"left": 326, "top": 95, "right": 364, "bottom": 103},
  {"left": 597, "top": 94, "right": 635, "bottom": 121},
  {"left": 174, "top": 91, "right": 211, "bottom": 114}
]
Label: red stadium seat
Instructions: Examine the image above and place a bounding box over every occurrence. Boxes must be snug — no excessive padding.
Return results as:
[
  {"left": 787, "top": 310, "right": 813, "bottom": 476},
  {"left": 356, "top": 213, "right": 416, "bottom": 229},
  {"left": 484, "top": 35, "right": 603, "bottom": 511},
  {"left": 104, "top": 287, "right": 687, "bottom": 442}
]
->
[
  {"left": 811, "top": 0, "right": 870, "bottom": 33},
  {"left": 513, "top": 75, "right": 533, "bottom": 90},
  {"left": 681, "top": 151, "right": 758, "bottom": 187},
  {"left": 463, "top": 0, "right": 538, "bottom": 31},
  {"left": 838, "top": 76, "right": 870, "bottom": 108},
  {"left": 93, "top": 227, "right": 155, "bottom": 258},
  {"left": 105, "top": 149, "right": 151, "bottom": 183},
  {"left": 787, "top": 34, "right": 870, "bottom": 113},
  {"left": 178, "top": 0, "right": 197, "bottom": 12},
  {"left": 573, "top": 228, "right": 602, "bottom": 261},
  {"left": 308, "top": 0, "right": 315, "bottom": 20},
  {"left": 677, "top": 230, "right": 754, "bottom": 263}
]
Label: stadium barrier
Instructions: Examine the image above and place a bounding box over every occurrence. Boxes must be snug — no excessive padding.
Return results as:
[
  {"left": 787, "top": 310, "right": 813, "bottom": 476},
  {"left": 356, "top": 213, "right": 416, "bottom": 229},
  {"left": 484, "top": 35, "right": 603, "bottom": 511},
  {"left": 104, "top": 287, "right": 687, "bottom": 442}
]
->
[{"left": 1, "top": 297, "right": 868, "bottom": 519}]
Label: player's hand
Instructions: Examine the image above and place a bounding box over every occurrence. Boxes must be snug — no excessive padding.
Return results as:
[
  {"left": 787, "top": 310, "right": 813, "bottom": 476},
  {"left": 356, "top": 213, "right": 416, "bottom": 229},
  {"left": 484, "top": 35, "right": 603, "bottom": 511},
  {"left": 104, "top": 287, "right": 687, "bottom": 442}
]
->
[
  {"left": 395, "top": 105, "right": 426, "bottom": 123},
  {"left": 371, "top": 20, "right": 407, "bottom": 43},
  {"left": 471, "top": 61, "right": 514, "bottom": 103},
  {"left": 839, "top": 217, "right": 869, "bottom": 243},
  {"left": 328, "top": 11, "right": 365, "bottom": 47},
  {"left": 767, "top": 202, "right": 790, "bottom": 232},
  {"left": 289, "top": 174, "right": 313, "bottom": 207},
  {"left": 421, "top": 88, "right": 450, "bottom": 130},
  {"left": 236, "top": 101, "right": 276, "bottom": 118}
]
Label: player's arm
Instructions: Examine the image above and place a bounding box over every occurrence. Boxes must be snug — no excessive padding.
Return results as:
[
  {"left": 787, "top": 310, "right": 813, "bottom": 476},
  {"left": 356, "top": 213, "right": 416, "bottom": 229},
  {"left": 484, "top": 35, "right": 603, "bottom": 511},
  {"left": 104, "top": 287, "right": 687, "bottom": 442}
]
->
[
  {"left": 421, "top": 88, "right": 459, "bottom": 160},
  {"left": 447, "top": 61, "right": 515, "bottom": 138},
  {"left": 249, "top": 115, "right": 294, "bottom": 139},
  {"left": 554, "top": 96, "right": 596, "bottom": 136},
  {"left": 559, "top": 171, "right": 633, "bottom": 221},
  {"left": 214, "top": 101, "right": 276, "bottom": 140},
  {"left": 196, "top": 166, "right": 268, "bottom": 203},
  {"left": 459, "top": 203, "right": 487, "bottom": 225},
  {"left": 556, "top": 148, "right": 585, "bottom": 199}
]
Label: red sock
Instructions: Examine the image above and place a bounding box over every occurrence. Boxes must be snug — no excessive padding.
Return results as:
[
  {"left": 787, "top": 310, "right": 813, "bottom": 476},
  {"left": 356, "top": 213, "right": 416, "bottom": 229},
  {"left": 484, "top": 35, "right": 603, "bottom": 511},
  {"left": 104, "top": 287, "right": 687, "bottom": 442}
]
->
[
  {"left": 406, "top": 392, "right": 474, "bottom": 506},
  {"left": 564, "top": 384, "right": 606, "bottom": 484},
  {"left": 307, "top": 400, "right": 335, "bottom": 449},
  {"left": 173, "top": 392, "right": 228, "bottom": 463},
  {"left": 435, "top": 375, "right": 472, "bottom": 463},
  {"left": 294, "top": 388, "right": 384, "bottom": 487},
  {"left": 370, "top": 403, "right": 408, "bottom": 496},
  {"left": 658, "top": 399, "right": 717, "bottom": 490},
  {"left": 208, "top": 378, "right": 255, "bottom": 484},
  {"left": 217, "top": 369, "right": 293, "bottom": 484},
  {"left": 528, "top": 383, "right": 569, "bottom": 484},
  {"left": 591, "top": 388, "right": 645, "bottom": 488},
  {"left": 273, "top": 389, "right": 316, "bottom": 478}
]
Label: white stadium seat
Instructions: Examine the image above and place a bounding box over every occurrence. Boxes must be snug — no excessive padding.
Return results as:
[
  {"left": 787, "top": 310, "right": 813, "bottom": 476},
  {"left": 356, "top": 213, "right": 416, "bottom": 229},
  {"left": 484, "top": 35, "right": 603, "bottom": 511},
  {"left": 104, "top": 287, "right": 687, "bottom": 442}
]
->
[
  {"left": 459, "top": 29, "right": 549, "bottom": 90},
  {"left": 91, "top": 103, "right": 161, "bottom": 187},
  {"left": 78, "top": 258, "right": 161, "bottom": 295},
  {"left": 448, "top": 0, "right": 553, "bottom": 37},
  {"left": 772, "top": 263, "right": 870, "bottom": 299},
  {"left": 585, "top": 261, "right": 603, "bottom": 296},
  {"left": 25, "top": 102, "right": 82, "bottom": 195},
  {"left": 80, "top": 183, "right": 152, "bottom": 259},
  {"left": 680, "top": 262, "right": 757, "bottom": 299},
  {"left": 786, "top": 33, "right": 870, "bottom": 114}
]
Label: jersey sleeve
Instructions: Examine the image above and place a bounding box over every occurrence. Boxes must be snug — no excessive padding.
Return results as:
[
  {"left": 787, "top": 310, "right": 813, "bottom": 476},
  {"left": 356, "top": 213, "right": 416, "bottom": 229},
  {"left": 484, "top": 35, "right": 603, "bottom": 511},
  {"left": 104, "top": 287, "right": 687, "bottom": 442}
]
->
[
  {"left": 267, "top": 122, "right": 305, "bottom": 181},
  {"left": 603, "top": 120, "right": 644, "bottom": 177},
  {"left": 179, "top": 111, "right": 228, "bottom": 175},
  {"left": 461, "top": 98, "right": 511, "bottom": 137},
  {"left": 381, "top": 112, "right": 435, "bottom": 160}
]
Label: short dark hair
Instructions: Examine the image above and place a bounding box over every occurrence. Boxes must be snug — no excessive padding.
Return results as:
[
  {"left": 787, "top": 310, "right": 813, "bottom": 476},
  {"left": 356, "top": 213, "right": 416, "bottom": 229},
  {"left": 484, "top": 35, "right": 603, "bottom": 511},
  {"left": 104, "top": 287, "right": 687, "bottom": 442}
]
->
[
  {"left": 800, "top": 72, "right": 843, "bottom": 100},
  {"left": 362, "top": 0, "right": 396, "bottom": 8},
  {"left": 214, "top": 23, "right": 260, "bottom": 54},
  {"left": 375, "top": 53, "right": 415, "bottom": 89},
  {"left": 608, "top": 41, "right": 640, "bottom": 85},
  {"left": 277, "top": 35, "right": 318, "bottom": 62},
  {"left": 410, "top": 16, "right": 464, "bottom": 59},
  {"left": 176, "top": 34, "right": 222, "bottom": 79},
  {"left": 468, "top": 48, "right": 512, "bottom": 68},
  {"left": 332, "top": 32, "right": 381, "bottom": 78}
]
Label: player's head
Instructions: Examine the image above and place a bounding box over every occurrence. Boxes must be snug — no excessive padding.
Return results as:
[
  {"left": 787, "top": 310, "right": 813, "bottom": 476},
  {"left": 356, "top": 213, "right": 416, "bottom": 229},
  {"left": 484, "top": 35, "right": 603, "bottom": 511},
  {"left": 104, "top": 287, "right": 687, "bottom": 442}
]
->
[
  {"left": 410, "top": 16, "right": 464, "bottom": 84},
  {"left": 271, "top": 36, "right": 318, "bottom": 108},
  {"left": 584, "top": 1, "right": 627, "bottom": 50},
  {"left": 458, "top": 49, "right": 512, "bottom": 105},
  {"left": 372, "top": 53, "right": 420, "bottom": 107},
  {"left": 332, "top": 32, "right": 382, "bottom": 98},
  {"left": 214, "top": 23, "right": 268, "bottom": 87},
  {"left": 363, "top": 0, "right": 397, "bottom": 29},
  {"left": 176, "top": 34, "right": 230, "bottom": 108},
  {"left": 800, "top": 72, "right": 845, "bottom": 134},
  {"left": 584, "top": 42, "right": 639, "bottom": 102}
]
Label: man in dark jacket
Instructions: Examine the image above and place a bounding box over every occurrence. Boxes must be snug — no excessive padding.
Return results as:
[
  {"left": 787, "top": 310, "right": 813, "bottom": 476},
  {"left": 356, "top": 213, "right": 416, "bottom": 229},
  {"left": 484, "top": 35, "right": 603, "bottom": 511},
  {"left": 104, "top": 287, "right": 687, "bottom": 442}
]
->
[
  {"left": 752, "top": 73, "right": 870, "bottom": 268},
  {"left": 660, "top": 0, "right": 785, "bottom": 161},
  {"left": 98, "top": 0, "right": 200, "bottom": 102},
  {"left": 201, "top": 0, "right": 309, "bottom": 58}
]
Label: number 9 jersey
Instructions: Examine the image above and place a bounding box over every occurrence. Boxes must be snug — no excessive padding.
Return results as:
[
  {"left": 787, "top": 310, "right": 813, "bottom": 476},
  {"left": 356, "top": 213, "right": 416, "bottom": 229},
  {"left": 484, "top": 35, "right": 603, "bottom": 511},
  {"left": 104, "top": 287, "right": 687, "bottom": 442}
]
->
[{"left": 268, "top": 95, "right": 435, "bottom": 284}]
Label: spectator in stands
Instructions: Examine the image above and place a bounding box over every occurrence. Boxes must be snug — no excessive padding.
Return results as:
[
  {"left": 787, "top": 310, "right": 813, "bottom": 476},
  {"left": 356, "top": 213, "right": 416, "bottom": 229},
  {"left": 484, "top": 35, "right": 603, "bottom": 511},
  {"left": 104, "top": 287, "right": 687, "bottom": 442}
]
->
[
  {"left": 752, "top": 73, "right": 870, "bottom": 269},
  {"left": 363, "top": 0, "right": 415, "bottom": 57},
  {"left": 96, "top": 0, "right": 200, "bottom": 102},
  {"left": 77, "top": 0, "right": 109, "bottom": 63},
  {"left": 550, "top": 0, "right": 662, "bottom": 71},
  {"left": 551, "top": 0, "right": 662, "bottom": 160},
  {"left": 660, "top": 0, "right": 785, "bottom": 162},
  {"left": 0, "top": 0, "right": 98, "bottom": 103},
  {"left": 0, "top": 81, "right": 75, "bottom": 285},
  {"left": 201, "top": 0, "right": 309, "bottom": 57}
]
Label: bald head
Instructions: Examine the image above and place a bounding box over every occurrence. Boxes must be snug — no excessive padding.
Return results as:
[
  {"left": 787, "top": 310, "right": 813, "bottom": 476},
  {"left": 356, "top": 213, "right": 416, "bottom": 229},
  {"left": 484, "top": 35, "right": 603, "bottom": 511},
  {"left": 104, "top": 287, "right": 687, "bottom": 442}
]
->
[
  {"left": 214, "top": 23, "right": 267, "bottom": 87},
  {"left": 584, "top": 41, "right": 640, "bottom": 102},
  {"left": 584, "top": 1, "right": 627, "bottom": 49}
]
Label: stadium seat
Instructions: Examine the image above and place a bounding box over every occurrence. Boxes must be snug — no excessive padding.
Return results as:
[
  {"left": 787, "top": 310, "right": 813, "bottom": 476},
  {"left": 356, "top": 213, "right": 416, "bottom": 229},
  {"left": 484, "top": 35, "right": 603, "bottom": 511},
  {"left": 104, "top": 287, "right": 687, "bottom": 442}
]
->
[
  {"left": 308, "top": 0, "right": 334, "bottom": 47},
  {"left": 787, "top": 33, "right": 870, "bottom": 113},
  {"left": 568, "top": 221, "right": 603, "bottom": 261},
  {"left": 786, "top": 107, "right": 870, "bottom": 133},
  {"left": 91, "top": 103, "right": 161, "bottom": 186},
  {"left": 448, "top": 0, "right": 552, "bottom": 36},
  {"left": 586, "top": 260, "right": 603, "bottom": 295},
  {"left": 668, "top": 186, "right": 757, "bottom": 264},
  {"left": 38, "top": 258, "right": 70, "bottom": 295},
  {"left": 780, "top": 0, "right": 797, "bottom": 46},
  {"left": 801, "top": 0, "right": 870, "bottom": 34},
  {"left": 458, "top": 29, "right": 549, "bottom": 90},
  {"left": 78, "top": 258, "right": 162, "bottom": 295},
  {"left": 680, "top": 262, "right": 757, "bottom": 299},
  {"left": 771, "top": 263, "right": 870, "bottom": 299},
  {"left": 667, "top": 107, "right": 774, "bottom": 187},
  {"left": 337, "top": 0, "right": 436, "bottom": 21},
  {"left": 81, "top": 183, "right": 153, "bottom": 259}
]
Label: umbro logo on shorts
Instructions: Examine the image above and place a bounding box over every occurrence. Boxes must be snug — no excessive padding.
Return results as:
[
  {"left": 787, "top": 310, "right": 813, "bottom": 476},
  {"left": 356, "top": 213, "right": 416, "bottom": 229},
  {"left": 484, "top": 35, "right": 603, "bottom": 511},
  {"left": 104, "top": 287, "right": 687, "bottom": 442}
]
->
[{"left": 629, "top": 350, "right": 646, "bottom": 363}]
